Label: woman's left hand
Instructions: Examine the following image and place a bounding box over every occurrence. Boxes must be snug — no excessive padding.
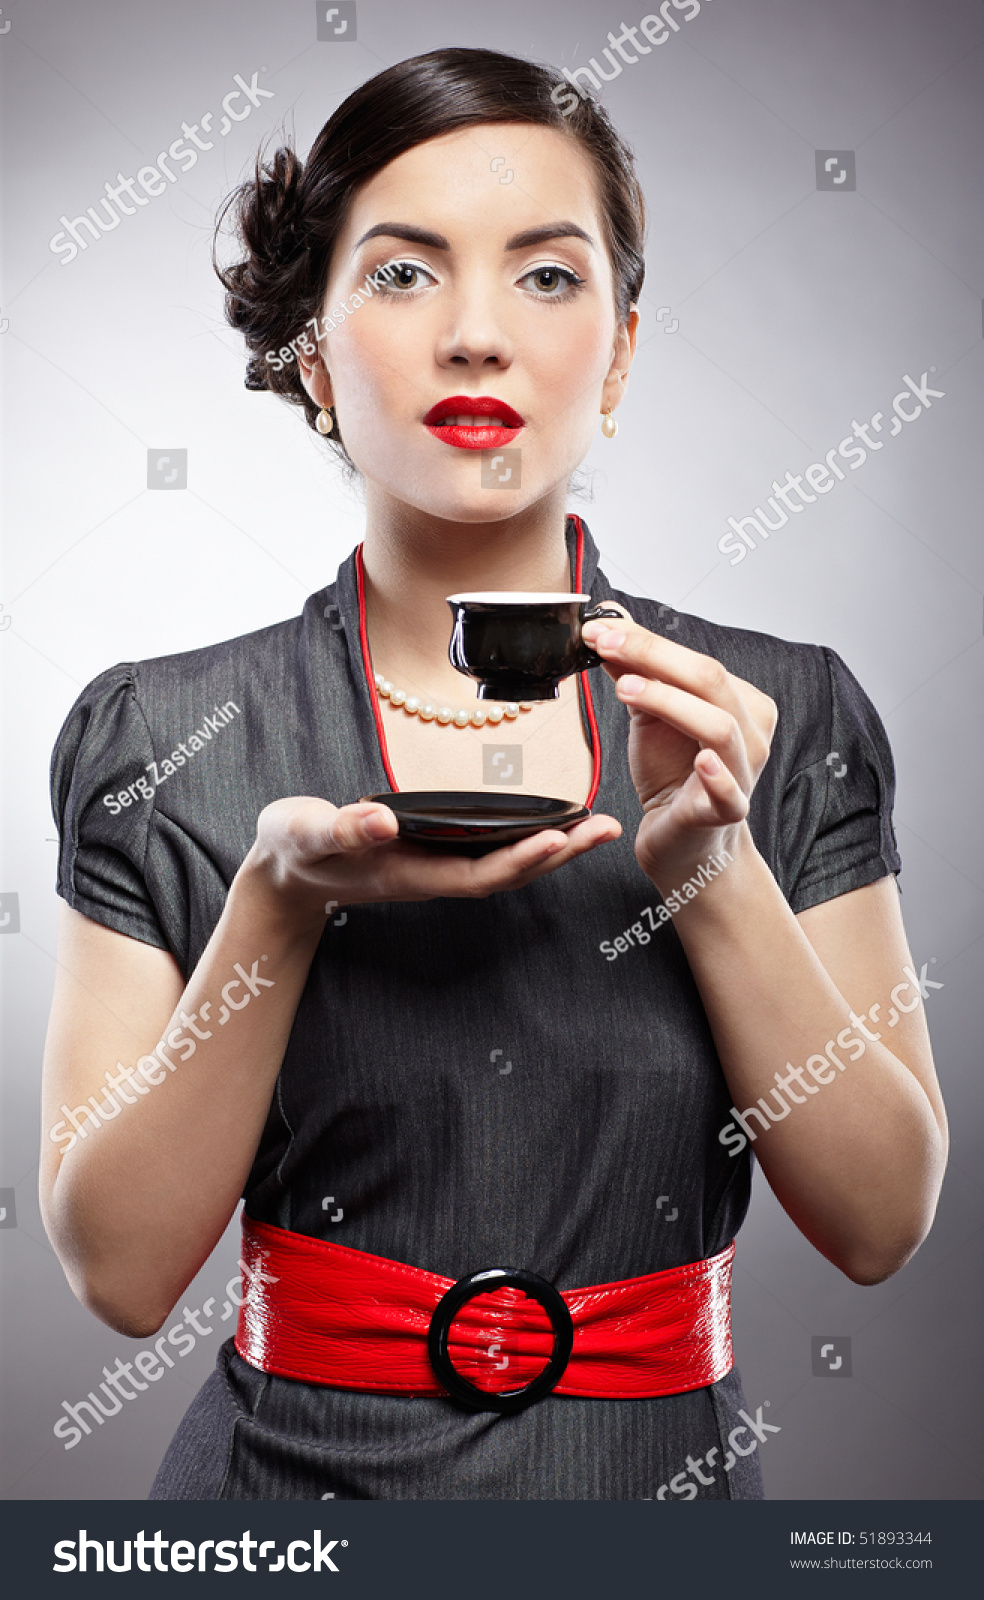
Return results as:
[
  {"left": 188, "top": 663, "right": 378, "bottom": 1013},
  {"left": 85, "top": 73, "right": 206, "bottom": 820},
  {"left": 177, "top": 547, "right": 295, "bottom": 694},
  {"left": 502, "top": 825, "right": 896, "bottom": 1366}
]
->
[{"left": 581, "top": 616, "right": 778, "bottom": 890}]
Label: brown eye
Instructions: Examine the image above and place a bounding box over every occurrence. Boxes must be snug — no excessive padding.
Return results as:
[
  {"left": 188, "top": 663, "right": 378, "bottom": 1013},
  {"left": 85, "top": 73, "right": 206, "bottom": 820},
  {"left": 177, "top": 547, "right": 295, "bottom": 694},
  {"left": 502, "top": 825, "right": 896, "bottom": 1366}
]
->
[
  {"left": 535, "top": 268, "right": 563, "bottom": 292},
  {"left": 519, "top": 264, "right": 583, "bottom": 299},
  {"left": 374, "top": 259, "right": 436, "bottom": 294}
]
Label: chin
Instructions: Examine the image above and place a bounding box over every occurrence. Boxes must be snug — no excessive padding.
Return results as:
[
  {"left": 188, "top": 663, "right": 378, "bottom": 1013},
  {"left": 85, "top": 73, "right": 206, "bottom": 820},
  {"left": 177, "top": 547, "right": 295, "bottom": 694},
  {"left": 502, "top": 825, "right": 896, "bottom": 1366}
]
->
[{"left": 400, "top": 481, "right": 545, "bottom": 525}]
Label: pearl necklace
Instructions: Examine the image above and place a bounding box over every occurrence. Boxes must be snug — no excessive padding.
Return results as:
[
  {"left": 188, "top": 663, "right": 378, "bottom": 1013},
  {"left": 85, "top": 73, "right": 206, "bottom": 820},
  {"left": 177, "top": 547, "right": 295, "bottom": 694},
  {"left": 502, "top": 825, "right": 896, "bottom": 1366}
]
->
[{"left": 374, "top": 672, "right": 535, "bottom": 728}]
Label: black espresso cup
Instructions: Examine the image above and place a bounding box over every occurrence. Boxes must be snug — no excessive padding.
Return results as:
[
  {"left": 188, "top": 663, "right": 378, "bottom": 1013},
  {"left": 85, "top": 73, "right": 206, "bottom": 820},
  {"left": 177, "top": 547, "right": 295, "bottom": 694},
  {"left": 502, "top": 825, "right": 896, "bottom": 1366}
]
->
[{"left": 446, "top": 592, "right": 628, "bottom": 701}]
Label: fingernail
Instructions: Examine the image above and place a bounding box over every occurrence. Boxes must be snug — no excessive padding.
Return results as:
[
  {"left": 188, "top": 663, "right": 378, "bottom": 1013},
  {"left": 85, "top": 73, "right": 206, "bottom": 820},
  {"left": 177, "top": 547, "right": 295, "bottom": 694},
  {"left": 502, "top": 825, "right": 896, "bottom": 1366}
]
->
[
  {"left": 365, "top": 811, "right": 394, "bottom": 839},
  {"left": 701, "top": 752, "right": 722, "bottom": 775},
  {"left": 618, "top": 674, "right": 646, "bottom": 695},
  {"left": 598, "top": 629, "right": 626, "bottom": 649}
]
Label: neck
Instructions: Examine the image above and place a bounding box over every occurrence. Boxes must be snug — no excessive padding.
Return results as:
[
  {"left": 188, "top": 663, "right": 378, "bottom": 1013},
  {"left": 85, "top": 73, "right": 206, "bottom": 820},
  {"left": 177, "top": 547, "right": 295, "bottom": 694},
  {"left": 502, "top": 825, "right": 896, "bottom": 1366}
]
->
[{"left": 360, "top": 487, "right": 575, "bottom": 699}]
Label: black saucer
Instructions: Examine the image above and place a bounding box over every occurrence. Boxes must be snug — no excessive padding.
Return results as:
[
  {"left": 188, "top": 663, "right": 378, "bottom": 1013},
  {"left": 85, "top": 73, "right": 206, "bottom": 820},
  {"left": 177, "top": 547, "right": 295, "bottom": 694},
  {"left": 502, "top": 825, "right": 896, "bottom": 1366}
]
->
[{"left": 362, "top": 791, "right": 590, "bottom": 855}]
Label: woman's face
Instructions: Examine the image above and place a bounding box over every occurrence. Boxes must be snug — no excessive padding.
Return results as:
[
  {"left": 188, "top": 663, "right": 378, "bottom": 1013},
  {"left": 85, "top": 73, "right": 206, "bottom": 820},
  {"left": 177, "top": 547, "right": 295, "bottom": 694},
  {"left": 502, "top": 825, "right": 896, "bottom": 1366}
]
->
[{"left": 300, "top": 122, "right": 637, "bottom": 524}]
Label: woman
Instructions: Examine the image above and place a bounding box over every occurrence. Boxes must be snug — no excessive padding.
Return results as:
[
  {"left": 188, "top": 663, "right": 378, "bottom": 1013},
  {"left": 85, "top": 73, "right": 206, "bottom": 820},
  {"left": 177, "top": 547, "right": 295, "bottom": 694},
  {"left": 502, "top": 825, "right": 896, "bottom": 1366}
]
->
[{"left": 41, "top": 47, "right": 947, "bottom": 1501}]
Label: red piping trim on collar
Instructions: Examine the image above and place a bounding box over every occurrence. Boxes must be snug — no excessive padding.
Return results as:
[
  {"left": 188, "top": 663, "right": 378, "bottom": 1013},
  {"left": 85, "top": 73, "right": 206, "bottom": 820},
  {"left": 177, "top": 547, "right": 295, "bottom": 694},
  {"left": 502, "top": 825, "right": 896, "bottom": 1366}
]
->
[
  {"left": 355, "top": 525, "right": 603, "bottom": 808},
  {"left": 569, "top": 514, "right": 604, "bottom": 809},
  {"left": 355, "top": 543, "right": 399, "bottom": 792}
]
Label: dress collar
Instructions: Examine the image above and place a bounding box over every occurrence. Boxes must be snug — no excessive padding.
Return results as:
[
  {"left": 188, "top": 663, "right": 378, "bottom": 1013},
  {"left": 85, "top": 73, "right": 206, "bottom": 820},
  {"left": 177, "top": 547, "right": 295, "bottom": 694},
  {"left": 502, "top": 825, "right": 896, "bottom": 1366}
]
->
[{"left": 330, "top": 515, "right": 605, "bottom": 801}]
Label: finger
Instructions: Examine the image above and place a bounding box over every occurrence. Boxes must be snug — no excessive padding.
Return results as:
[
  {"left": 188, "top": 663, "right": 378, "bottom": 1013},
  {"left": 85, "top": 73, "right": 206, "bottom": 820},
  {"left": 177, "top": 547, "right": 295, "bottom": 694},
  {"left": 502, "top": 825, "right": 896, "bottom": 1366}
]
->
[
  {"left": 508, "top": 814, "right": 623, "bottom": 885},
  {"left": 366, "top": 821, "right": 573, "bottom": 899},
  {"left": 466, "top": 813, "right": 623, "bottom": 894},
  {"left": 618, "top": 675, "right": 752, "bottom": 786},
  {"left": 665, "top": 748, "right": 752, "bottom": 832},
  {"left": 389, "top": 813, "right": 622, "bottom": 899},
  {"left": 583, "top": 616, "right": 775, "bottom": 729},
  {"left": 589, "top": 623, "right": 746, "bottom": 715},
  {"left": 639, "top": 762, "right": 745, "bottom": 840},
  {"left": 323, "top": 801, "right": 400, "bottom": 854},
  {"left": 688, "top": 750, "right": 750, "bottom": 827},
  {"left": 584, "top": 623, "right": 766, "bottom": 745}
]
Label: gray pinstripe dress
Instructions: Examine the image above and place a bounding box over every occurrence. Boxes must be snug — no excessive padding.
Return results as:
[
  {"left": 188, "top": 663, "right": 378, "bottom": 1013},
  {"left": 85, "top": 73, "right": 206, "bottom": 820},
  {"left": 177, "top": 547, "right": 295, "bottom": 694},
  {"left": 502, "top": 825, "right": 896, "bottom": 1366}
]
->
[{"left": 50, "top": 519, "right": 901, "bottom": 1499}]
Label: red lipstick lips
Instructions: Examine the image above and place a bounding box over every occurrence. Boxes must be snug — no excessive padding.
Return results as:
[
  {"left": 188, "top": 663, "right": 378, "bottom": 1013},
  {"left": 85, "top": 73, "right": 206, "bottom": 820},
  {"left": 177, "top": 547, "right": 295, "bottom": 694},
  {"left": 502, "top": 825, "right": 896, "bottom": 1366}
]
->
[{"left": 423, "top": 395, "right": 524, "bottom": 451}]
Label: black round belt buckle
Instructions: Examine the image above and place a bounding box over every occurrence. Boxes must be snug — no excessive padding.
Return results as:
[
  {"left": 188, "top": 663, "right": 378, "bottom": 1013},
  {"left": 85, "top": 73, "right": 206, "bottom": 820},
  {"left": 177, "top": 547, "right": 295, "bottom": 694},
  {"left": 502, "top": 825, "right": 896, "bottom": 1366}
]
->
[{"left": 427, "top": 1267, "right": 574, "bottom": 1415}]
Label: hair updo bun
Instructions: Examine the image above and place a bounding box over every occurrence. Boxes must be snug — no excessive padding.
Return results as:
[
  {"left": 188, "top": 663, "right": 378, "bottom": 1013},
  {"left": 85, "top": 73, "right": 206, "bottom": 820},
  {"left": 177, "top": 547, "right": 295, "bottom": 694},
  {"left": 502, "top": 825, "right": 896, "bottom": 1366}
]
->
[
  {"left": 214, "top": 46, "right": 646, "bottom": 472},
  {"left": 214, "top": 145, "right": 325, "bottom": 400}
]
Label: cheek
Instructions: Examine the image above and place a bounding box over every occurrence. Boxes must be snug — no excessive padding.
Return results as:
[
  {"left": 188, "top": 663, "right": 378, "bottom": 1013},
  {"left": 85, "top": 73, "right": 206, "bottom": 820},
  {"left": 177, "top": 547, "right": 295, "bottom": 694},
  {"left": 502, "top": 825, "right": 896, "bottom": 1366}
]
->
[
  {"left": 327, "top": 322, "right": 422, "bottom": 429},
  {"left": 530, "top": 313, "right": 616, "bottom": 420}
]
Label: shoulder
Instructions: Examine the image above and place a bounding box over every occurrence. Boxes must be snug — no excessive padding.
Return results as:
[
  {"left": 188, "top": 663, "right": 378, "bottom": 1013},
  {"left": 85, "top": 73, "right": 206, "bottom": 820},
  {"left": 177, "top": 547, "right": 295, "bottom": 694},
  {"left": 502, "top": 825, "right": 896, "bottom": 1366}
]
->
[
  {"left": 127, "top": 610, "right": 308, "bottom": 705},
  {"left": 54, "top": 607, "right": 315, "bottom": 748},
  {"left": 49, "top": 603, "right": 327, "bottom": 827}
]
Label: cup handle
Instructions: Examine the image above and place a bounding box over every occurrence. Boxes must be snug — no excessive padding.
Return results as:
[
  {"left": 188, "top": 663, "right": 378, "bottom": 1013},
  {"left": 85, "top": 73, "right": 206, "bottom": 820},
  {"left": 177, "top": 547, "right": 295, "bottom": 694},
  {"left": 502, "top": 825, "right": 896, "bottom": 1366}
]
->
[{"left": 578, "top": 602, "right": 632, "bottom": 669}]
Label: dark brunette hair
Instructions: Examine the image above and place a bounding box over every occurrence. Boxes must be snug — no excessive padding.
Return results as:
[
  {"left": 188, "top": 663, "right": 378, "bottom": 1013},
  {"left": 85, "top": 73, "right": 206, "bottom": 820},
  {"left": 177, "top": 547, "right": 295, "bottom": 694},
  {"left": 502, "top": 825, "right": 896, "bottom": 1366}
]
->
[{"left": 214, "top": 47, "right": 646, "bottom": 469}]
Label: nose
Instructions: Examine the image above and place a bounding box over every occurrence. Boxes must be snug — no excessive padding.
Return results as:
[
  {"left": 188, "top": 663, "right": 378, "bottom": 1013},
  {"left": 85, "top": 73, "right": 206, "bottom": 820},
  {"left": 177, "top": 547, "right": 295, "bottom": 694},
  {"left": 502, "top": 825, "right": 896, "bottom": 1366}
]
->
[{"left": 435, "top": 277, "right": 514, "bottom": 371}]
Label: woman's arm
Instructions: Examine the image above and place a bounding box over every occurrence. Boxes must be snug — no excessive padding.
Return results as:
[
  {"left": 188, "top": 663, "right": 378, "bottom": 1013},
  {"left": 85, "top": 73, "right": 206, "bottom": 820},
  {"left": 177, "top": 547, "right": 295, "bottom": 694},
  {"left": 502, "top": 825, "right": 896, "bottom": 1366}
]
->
[
  {"left": 40, "top": 797, "right": 620, "bottom": 1336},
  {"left": 40, "top": 878, "right": 326, "bottom": 1339},
  {"left": 581, "top": 618, "right": 946, "bottom": 1284},
  {"left": 665, "top": 846, "right": 945, "bottom": 1284}
]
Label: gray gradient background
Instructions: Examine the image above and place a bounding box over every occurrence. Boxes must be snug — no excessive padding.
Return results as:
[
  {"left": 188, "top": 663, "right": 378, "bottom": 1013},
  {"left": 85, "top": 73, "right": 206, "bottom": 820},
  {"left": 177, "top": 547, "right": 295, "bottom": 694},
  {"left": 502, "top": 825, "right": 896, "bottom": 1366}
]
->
[{"left": 1, "top": 0, "right": 982, "bottom": 1501}]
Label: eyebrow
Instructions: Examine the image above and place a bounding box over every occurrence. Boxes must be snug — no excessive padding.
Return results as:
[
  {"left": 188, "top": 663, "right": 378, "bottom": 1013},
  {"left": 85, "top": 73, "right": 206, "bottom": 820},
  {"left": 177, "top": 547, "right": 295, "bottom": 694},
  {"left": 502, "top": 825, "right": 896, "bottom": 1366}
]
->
[{"left": 352, "top": 221, "right": 597, "bottom": 252}]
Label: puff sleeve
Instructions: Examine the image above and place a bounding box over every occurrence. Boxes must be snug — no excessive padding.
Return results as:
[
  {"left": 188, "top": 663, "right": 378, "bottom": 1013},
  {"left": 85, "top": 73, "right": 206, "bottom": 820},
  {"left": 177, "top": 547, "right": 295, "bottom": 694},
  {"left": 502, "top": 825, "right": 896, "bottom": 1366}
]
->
[
  {"left": 779, "top": 646, "right": 902, "bottom": 914},
  {"left": 49, "top": 665, "right": 169, "bottom": 949}
]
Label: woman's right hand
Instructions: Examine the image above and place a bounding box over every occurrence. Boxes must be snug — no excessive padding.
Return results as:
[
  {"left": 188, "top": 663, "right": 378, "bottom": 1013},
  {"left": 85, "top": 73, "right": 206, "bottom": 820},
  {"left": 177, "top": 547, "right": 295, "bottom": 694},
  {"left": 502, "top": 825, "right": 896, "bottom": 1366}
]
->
[{"left": 242, "top": 796, "right": 622, "bottom": 923}]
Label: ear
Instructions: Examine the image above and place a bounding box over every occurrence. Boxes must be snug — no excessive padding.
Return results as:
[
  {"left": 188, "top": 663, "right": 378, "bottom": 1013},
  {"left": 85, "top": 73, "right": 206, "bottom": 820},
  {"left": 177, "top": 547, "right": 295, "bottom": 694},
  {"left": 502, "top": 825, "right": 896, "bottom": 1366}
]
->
[
  {"left": 600, "top": 306, "right": 639, "bottom": 418},
  {"left": 296, "top": 338, "right": 335, "bottom": 412}
]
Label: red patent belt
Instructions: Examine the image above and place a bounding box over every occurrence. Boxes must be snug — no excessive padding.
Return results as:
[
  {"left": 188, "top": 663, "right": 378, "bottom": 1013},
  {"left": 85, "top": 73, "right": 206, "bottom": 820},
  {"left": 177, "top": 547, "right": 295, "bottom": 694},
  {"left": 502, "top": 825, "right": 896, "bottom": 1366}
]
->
[{"left": 235, "top": 1217, "right": 734, "bottom": 1414}]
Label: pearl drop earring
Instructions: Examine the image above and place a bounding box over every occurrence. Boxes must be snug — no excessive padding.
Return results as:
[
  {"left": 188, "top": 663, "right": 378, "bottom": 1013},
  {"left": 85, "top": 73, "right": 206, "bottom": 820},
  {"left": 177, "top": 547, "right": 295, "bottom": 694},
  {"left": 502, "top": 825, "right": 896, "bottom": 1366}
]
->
[
  {"left": 316, "top": 406, "right": 334, "bottom": 436},
  {"left": 601, "top": 408, "right": 618, "bottom": 439}
]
